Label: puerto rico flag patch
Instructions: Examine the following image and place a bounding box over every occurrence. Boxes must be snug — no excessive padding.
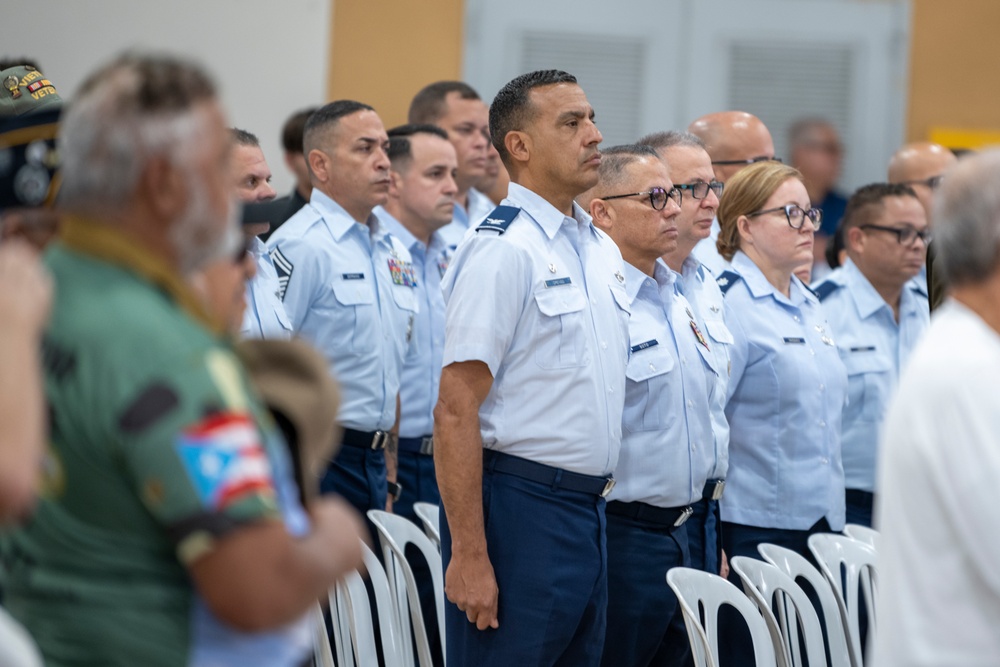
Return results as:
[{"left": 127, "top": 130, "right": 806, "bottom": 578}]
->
[{"left": 174, "top": 413, "right": 275, "bottom": 511}]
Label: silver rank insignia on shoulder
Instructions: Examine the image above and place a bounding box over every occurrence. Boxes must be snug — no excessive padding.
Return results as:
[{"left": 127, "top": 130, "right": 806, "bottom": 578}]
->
[
  {"left": 615, "top": 270, "right": 625, "bottom": 283},
  {"left": 718, "top": 277, "right": 729, "bottom": 286},
  {"left": 548, "top": 263, "right": 557, "bottom": 273}
]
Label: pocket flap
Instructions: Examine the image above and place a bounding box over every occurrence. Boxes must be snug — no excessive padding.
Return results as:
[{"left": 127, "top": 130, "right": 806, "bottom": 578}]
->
[
  {"left": 534, "top": 286, "right": 586, "bottom": 316},
  {"left": 840, "top": 347, "right": 891, "bottom": 375},
  {"left": 332, "top": 280, "right": 375, "bottom": 306},
  {"left": 625, "top": 345, "right": 675, "bottom": 382},
  {"left": 705, "top": 319, "right": 734, "bottom": 344}
]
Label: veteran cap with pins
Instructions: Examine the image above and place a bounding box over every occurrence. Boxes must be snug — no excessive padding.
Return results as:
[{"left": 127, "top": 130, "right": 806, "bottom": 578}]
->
[{"left": 0, "top": 65, "right": 62, "bottom": 118}]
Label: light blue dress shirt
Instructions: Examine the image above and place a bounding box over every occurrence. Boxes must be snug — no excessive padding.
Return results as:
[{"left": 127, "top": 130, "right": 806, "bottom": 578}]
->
[
  {"left": 676, "top": 255, "right": 733, "bottom": 481},
  {"left": 815, "top": 259, "right": 930, "bottom": 492},
  {"left": 266, "top": 189, "right": 417, "bottom": 432},
  {"left": 442, "top": 182, "right": 631, "bottom": 477},
  {"left": 438, "top": 187, "right": 495, "bottom": 248},
  {"left": 609, "top": 260, "right": 715, "bottom": 507},
  {"left": 720, "top": 251, "right": 848, "bottom": 530},
  {"left": 240, "top": 237, "right": 293, "bottom": 340},
  {"left": 374, "top": 207, "right": 452, "bottom": 438}
]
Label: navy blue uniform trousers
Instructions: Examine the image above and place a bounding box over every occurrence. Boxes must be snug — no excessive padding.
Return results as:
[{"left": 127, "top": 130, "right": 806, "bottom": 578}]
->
[
  {"left": 602, "top": 511, "right": 692, "bottom": 667},
  {"left": 441, "top": 453, "right": 608, "bottom": 667},
  {"left": 685, "top": 497, "right": 721, "bottom": 575}
]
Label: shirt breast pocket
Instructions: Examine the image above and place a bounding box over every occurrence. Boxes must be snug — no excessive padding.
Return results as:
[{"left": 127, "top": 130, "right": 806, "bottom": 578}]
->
[
  {"left": 840, "top": 348, "right": 891, "bottom": 421},
  {"left": 330, "top": 280, "right": 376, "bottom": 353},
  {"left": 624, "top": 345, "right": 675, "bottom": 432},
  {"left": 533, "top": 286, "right": 588, "bottom": 369}
]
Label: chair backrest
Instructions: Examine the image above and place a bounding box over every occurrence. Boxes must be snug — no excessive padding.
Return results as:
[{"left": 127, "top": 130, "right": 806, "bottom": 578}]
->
[
  {"left": 808, "top": 534, "right": 878, "bottom": 667},
  {"left": 413, "top": 501, "right": 441, "bottom": 546},
  {"left": 666, "top": 567, "right": 780, "bottom": 667},
  {"left": 759, "top": 543, "right": 859, "bottom": 667},
  {"left": 842, "top": 524, "right": 880, "bottom": 552},
  {"left": 0, "top": 607, "right": 43, "bottom": 667},
  {"left": 311, "top": 602, "right": 336, "bottom": 667},
  {"left": 369, "top": 509, "right": 446, "bottom": 667},
  {"left": 732, "top": 555, "right": 846, "bottom": 667},
  {"left": 332, "top": 540, "right": 406, "bottom": 667}
]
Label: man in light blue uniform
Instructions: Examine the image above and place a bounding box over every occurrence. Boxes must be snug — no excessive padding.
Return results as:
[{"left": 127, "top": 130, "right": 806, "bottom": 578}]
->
[
  {"left": 229, "top": 128, "right": 293, "bottom": 340},
  {"left": 688, "top": 111, "right": 779, "bottom": 276},
  {"left": 640, "top": 130, "right": 732, "bottom": 578},
  {"left": 434, "top": 70, "right": 630, "bottom": 667},
  {"left": 814, "top": 183, "right": 930, "bottom": 526},
  {"left": 374, "top": 123, "right": 458, "bottom": 518},
  {"left": 584, "top": 144, "right": 714, "bottom": 667},
  {"left": 267, "top": 101, "right": 417, "bottom": 515},
  {"left": 408, "top": 81, "right": 494, "bottom": 247}
]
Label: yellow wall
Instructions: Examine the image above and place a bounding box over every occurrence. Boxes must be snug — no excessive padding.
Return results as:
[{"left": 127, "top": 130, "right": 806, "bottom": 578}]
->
[
  {"left": 908, "top": 0, "right": 1000, "bottom": 144},
  {"left": 327, "top": 0, "right": 464, "bottom": 129}
]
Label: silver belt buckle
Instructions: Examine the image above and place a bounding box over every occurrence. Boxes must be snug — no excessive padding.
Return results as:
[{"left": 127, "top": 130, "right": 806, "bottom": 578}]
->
[
  {"left": 711, "top": 480, "right": 726, "bottom": 501},
  {"left": 600, "top": 478, "right": 616, "bottom": 498},
  {"left": 371, "top": 431, "right": 388, "bottom": 450},
  {"left": 420, "top": 436, "right": 434, "bottom": 455},
  {"left": 674, "top": 506, "right": 694, "bottom": 527}
]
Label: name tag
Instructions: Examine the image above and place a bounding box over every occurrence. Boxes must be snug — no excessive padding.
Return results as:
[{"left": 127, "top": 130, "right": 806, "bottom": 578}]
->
[
  {"left": 783, "top": 337, "right": 806, "bottom": 345},
  {"left": 850, "top": 345, "right": 876, "bottom": 352},
  {"left": 631, "top": 339, "right": 658, "bottom": 353},
  {"left": 342, "top": 273, "right": 365, "bottom": 281},
  {"left": 545, "top": 277, "right": 572, "bottom": 288}
]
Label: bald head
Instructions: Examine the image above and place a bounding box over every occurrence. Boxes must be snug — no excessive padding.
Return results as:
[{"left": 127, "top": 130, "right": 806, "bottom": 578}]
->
[
  {"left": 688, "top": 111, "right": 775, "bottom": 183},
  {"left": 887, "top": 141, "right": 957, "bottom": 216}
]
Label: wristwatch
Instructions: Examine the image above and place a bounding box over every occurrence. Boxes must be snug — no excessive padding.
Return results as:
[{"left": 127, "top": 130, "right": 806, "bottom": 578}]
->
[{"left": 387, "top": 481, "right": 403, "bottom": 502}]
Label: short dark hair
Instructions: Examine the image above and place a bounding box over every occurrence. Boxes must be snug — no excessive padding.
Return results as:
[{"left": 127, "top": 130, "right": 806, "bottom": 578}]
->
[
  {"left": 489, "top": 69, "right": 578, "bottom": 167},
  {"left": 825, "top": 225, "right": 845, "bottom": 269},
  {"left": 230, "top": 127, "right": 259, "bottom": 147},
  {"left": 408, "top": 81, "right": 480, "bottom": 124},
  {"left": 594, "top": 144, "right": 660, "bottom": 194},
  {"left": 840, "top": 182, "right": 920, "bottom": 236},
  {"left": 303, "top": 100, "right": 374, "bottom": 155},
  {"left": 637, "top": 130, "right": 705, "bottom": 152},
  {"left": 281, "top": 107, "right": 317, "bottom": 154},
  {"left": 387, "top": 123, "right": 449, "bottom": 168}
]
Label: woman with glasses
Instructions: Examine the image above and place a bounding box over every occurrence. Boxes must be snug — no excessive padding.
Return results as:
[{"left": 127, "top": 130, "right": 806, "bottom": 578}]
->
[{"left": 713, "top": 162, "right": 848, "bottom": 662}]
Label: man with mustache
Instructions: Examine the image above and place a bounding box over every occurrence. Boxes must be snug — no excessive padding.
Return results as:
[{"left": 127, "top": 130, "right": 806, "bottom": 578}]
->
[
  {"left": 434, "top": 70, "right": 630, "bottom": 666},
  {"left": 267, "top": 100, "right": 417, "bottom": 516}
]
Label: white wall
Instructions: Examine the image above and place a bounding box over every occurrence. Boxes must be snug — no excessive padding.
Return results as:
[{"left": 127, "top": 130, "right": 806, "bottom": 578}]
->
[{"left": 4, "top": 0, "right": 332, "bottom": 195}]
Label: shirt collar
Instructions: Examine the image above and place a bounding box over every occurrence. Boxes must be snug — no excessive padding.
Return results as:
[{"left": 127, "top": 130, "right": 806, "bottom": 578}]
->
[
  {"left": 731, "top": 250, "right": 810, "bottom": 306},
  {"left": 310, "top": 189, "right": 382, "bottom": 242},
  {"left": 58, "top": 215, "right": 219, "bottom": 333},
  {"left": 841, "top": 258, "right": 891, "bottom": 319},
  {"left": 624, "top": 259, "right": 675, "bottom": 304},
  {"left": 506, "top": 182, "right": 594, "bottom": 241}
]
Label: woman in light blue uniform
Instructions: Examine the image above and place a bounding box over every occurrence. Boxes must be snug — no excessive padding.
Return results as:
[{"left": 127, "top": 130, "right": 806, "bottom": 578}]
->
[{"left": 713, "top": 162, "right": 848, "bottom": 663}]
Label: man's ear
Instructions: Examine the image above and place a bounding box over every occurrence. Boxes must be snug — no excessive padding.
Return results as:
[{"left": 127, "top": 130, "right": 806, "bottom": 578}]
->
[
  {"left": 505, "top": 130, "right": 531, "bottom": 166},
  {"left": 307, "top": 149, "right": 329, "bottom": 185},
  {"left": 846, "top": 225, "right": 865, "bottom": 254},
  {"left": 387, "top": 169, "right": 403, "bottom": 199},
  {"left": 590, "top": 199, "right": 613, "bottom": 232},
  {"left": 140, "top": 154, "right": 186, "bottom": 223}
]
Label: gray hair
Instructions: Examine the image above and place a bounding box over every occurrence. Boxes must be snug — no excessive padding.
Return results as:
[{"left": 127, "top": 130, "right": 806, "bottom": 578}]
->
[
  {"left": 637, "top": 130, "right": 705, "bottom": 152},
  {"left": 58, "top": 53, "right": 217, "bottom": 217},
  {"left": 933, "top": 149, "right": 1000, "bottom": 287}
]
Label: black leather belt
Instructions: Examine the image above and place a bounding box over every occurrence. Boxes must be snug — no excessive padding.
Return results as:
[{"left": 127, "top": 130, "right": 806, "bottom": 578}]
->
[
  {"left": 606, "top": 500, "right": 693, "bottom": 529},
  {"left": 483, "top": 449, "right": 615, "bottom": 498},
  {"left": 702, "top": 478, "right": 726, "bottom": 501},
  {"left": 342, "top": 428, "right": 390, "bottom": 450},
  {"left": 398, "top": 435, "right": 434, "bottom": 455}
]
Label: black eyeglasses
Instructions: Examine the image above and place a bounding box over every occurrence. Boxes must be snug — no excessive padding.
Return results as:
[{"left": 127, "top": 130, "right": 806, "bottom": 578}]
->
[
  {"left": 860, "top": 224, "right": 931, "bottom": 246},
  {"left": 901, "top": 175, "right": 943, "bottom": 190},
  {"left": 601, "top": 186, "right": 682, "bottom": 210},
  {"left": 674, "top": 181, "right": 724, "bottom": 200},
  {"left": 711, "top": 156, "right": 783, "bottom": 166},
  {"left": 747, "top": 204, "right": 822, "bottom": 230}
]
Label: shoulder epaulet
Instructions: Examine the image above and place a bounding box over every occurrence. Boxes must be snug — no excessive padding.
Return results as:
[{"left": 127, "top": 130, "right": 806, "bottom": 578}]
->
[
  {"left": 716, "top": 270, "right": 742, "bottom": 295},
  {"left": 270, "top": 246, "right": 293, "bottom": 301},
  {"left": 476, "top": 205, "right": 521, "bottom": 235},
  {"left": 812, "top": 280, "right": 841, "bottom": 302}
]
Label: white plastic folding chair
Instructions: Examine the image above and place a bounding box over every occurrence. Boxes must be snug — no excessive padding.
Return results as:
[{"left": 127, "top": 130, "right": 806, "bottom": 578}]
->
[
  {"left": 413, "top": 501, "right": 441, "bottom": 546},
  {"left": 369, "top": 509, "right": 446, "bottom": 667},
  {"left": 666, "top": 566, "right": 780, "bottom": 667},
  {"left": 332, "top": 540, "right": 406, "bottom": 667},
  {"left": 311, "top": 602, "right": 336, "bottom": 667},
  {"left": 759, "top": 543, "right": 858, "bottom": 667},
  {"left": 842, "top": 524, "right": 880, "bottom": 552},
  {"left": 732, "top": 555, "right": 849, "bottom": 667},
  {"left": 808, "top": 534, "right": 878, "bottom": 667},
  {"left": 0, "top": 608, "right": 43, "bottom": 667}
]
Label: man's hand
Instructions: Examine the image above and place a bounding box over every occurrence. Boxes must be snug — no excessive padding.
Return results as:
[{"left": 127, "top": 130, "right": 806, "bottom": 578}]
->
[
  {"left": 446, "top": 550, "right": 499, "bottom": 630},
  {"left": 0, "top": 242, "right": 52, "bottom": 336},
  {"left": 309, "top": 495, "right": 368, "bottom": 568},
  {"left": 719, "top": 549, "right": 730, "bottom": 579}
]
